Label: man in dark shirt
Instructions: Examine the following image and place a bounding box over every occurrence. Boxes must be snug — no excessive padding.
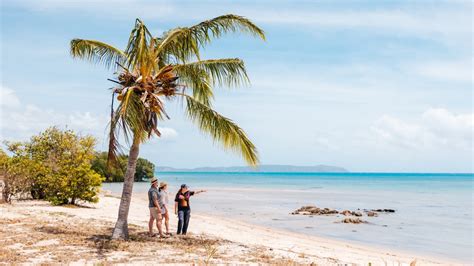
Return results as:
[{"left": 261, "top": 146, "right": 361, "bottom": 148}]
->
[{"left": 174, "top": 184, "right": 206, "bottom": 235}]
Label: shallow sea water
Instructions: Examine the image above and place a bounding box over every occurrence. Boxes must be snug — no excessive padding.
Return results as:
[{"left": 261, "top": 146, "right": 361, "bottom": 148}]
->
[{"left": 103, "top": 172, "right": 473, "bottom": 262}]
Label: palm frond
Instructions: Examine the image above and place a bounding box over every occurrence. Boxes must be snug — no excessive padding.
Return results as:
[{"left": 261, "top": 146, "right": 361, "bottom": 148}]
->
[
  {"left": 174, "top": 65, "right": 213, "bottom": 106},
  {"left": 70, "top": 39, "right": 127, "bottom": 69},
  {"left": 184, "top": 95, "right": 259, "bottom": 166},
  {"left": 192, "top": 14, "right": 265, "bottom": 40},
  {"left": 175, "top": 58, "right": 249, "bottom": 88},
  {"left": 157, "top": 14, "right": 265, "bottom": 63},
  {"left": 124, "top": 19, "right": 158, "bottom": 75},
  {"left": 107, "top": 92, "right": 120, "bottom": 168},
  {"left": 107, "top": 110, "right": 121, "bottom": 168},
  {"left": 115, "top": 91, "right": 148, "bottom": 145},
  {"left": 156, "top": 28, "right": 200, "bottom": 64}
]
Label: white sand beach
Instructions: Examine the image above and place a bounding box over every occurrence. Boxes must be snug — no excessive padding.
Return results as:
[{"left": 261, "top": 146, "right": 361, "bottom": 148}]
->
[
  {"left": 1, "top": 1, "right": 472, "bottom": 265},
  {"left": 0, "top": 193, "right": 464, "bottom": 265}
]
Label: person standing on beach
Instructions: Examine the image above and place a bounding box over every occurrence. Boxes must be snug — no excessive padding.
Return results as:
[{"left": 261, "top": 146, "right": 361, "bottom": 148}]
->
[
  {"left": 174, "top": 184, "right": 206, "bottom": 235},
  {"left": 148, "top": 177, "right": 167, "bottom": 237},
  {"left": 158, "top": 182, "right": 171, "bottom": 235}
]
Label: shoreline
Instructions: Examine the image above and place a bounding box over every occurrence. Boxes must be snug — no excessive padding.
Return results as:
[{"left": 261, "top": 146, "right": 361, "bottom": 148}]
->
[
  {"left": 1, "top": 194, "right": 466, "bottom": 265},
  {"left": 104, "top": 180, "right": 472, "bottom": 262},
  {"left": 194, "top": 210, "right": 465, "bottom": 264},
  {"left": 191, "top": 212, "right": 463, "bottom": 265}
]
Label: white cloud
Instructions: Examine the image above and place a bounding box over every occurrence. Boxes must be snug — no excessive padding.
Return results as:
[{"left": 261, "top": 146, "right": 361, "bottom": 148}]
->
[
  {"left": 412, "top": 60, "right": 472, "bottom": 83},
  {"left": 422, "top": 108, "right": 473, "bottom": 142},
  {"left": 0, "top": 86, "right": 21, "bottom": 108},
  {"left": 7, "top": 0, "right": 175, "bottom": 19},
  {"left": 7, "top": 0, "right": 471, "bottom": 44},
  {"left": 371, "top": 108, "right": 473, "bottom": 150},
  {"left": 157, "top": 127, "right": 178, "bottom": 140},
  {"left": 314, "top": 137, "right": 340, "bottom": 151},
  {"left": 244, "top": 4, "right": 471, "bottom": 47},
  {"left": 68, "top": 112, "right": 106, "bottom": 131},
  {"left": 255, "top": 9, "right": 469, "bottom": 34},
  {"left": 1, "top": 101, "right": 109, "bottom": 142},
  {"left": 0, "top": 87, "right": 178, "bottom": 145}
]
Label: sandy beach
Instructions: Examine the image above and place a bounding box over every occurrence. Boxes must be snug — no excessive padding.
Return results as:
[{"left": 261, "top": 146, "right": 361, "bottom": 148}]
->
[
  {"left": 0, "top": 193, "right": 464, "bottom": 265},
  {"left": 1, "top": 1, "right": 472, "bottom": 265}
]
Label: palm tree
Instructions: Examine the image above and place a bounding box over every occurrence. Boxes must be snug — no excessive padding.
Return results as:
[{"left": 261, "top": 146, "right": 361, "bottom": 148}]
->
[{"left": 70, "top": 15, "right": 265, "bottom": 239}]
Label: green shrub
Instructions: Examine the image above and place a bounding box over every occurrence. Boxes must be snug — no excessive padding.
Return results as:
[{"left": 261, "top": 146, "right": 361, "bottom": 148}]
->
[
  {"left": 91, "top": 152, "right": 155, "bottom": 182},
  {"left": 0, "top": 148, "right": 40, "bottom": 203},
  {"left": 5, "top": 127, "right": 104, "bottom": 205}
]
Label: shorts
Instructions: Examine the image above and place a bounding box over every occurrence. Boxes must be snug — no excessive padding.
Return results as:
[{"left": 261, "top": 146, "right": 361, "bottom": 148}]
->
[
  {"left": 149, "top": 207, "right": 162, "bottom": 219},
  {"left": 160, "top": 204, "right": 167, "bottom": 215}
]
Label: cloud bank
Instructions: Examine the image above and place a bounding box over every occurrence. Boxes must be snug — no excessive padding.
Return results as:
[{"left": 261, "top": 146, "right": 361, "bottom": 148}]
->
[
  {"left": 0, "top": 86, "right": 177, "bottom": 146},
  {"left": 372, "top": 108, "right": 473, "bottom": 151}
]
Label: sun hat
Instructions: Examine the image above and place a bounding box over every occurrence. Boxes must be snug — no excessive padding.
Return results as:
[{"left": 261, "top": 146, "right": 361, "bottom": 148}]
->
[
  {"left": 159, "top": 181, "right": 168, "bottom": 188},
  {"left": 150, "top": 177, "right": 158, "bottom": 184}
]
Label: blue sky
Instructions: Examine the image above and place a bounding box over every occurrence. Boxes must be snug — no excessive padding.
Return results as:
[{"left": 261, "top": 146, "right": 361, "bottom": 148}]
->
[{"left": 1, "top": 0, "right": 472, "bottom": 172}]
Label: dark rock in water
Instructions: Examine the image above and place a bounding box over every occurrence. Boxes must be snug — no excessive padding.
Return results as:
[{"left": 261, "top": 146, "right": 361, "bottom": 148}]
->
[
  {"left": 372, "top": 209, "right": 395, "bottom": 213},
  {"left": 367, "top": 211, "right": 378, "bottom": 217},
  {"left": 341, "top": 218, "right": 367, "bottom": 224},
  {"left": 320, "top": 208, "right": 338, "bottom": 215},
  {"left": 291, "top": 205, "right": 338, "bottom": 215},
  {"left": 341, "top": 210, "right": 352, "bottom": 216},
  {"left": 292, "top": 205, "right": 389, "bottom": 219}
]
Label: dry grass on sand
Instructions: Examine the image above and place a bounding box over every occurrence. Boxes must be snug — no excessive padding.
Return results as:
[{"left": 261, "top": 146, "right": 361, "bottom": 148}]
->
[
  {"left": 1, "top": 197, "right": 455, "bottom": 265},
  {"left": 0, "top": 202, "right": 302, "bottom": 265}
]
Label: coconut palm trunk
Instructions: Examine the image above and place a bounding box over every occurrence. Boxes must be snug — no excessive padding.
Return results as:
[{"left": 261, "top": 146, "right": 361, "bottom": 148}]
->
[{"left": 111, "top": 135, "right": 140, "bottom": 239}]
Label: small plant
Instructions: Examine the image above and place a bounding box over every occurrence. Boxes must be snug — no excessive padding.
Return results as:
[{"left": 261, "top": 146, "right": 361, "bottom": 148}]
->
[{"left": 201, "top": 236, "right": 219, "bottom": 265}]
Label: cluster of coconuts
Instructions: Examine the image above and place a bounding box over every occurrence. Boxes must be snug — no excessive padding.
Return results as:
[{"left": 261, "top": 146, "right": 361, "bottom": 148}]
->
[{"left": 115, "top": 66, "right": 179, "bottom": 102}]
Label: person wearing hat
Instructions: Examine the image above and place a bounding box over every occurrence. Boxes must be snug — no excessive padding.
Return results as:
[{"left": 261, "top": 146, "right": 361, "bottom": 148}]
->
[
  {"left": 148, "top": 177, "right": 167, "bottom": 237},
  {"left": 174, "top": 184, "right": 206, "bottom": 235},
  {"left": 158, "top": 181, "right": 171, "bottom": 235}
]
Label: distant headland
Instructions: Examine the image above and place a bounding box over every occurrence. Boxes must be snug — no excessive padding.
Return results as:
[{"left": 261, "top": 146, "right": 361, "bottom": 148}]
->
[{"left": 156, "top": 164, "right": 348, "bottom": 173}]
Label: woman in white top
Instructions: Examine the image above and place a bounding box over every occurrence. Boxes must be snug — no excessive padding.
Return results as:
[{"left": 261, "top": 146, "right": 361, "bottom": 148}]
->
[{"left": 158, "top": 182, "right": 170, "bottom": 235}]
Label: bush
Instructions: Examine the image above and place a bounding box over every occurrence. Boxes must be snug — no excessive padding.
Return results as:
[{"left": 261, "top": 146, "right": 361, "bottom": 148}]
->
[
  {"left": 4, "top": 127, "right": 104, "bottom": 205},
  {"left": 0, "top": 148, "right": 39, "bottom": 203},
  {"left": 91, "top": 152, "right": 155, "bottom": 182},
  {"left": 135, "top": 158, "right": 155, "bottom": 182}
]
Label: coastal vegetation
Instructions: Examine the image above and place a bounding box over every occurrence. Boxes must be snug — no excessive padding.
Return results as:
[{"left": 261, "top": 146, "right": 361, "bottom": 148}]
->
[
  {"left": 0, "top": 127, "right": 157, "bottom": 204},
  {"left": 70, "top": 15, "right": 265, "bottom": 239},
  {"left": 1, "top": 127, "right": 102, "bottom": 205},
  {"left": 91, "top": 152, "right": 155, "bottom": 182}
]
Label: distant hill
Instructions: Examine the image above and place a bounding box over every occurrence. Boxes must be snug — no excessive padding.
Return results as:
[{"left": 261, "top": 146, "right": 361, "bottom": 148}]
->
[{"left": 156, "top": 164, "right": 348, "bottom": 173}]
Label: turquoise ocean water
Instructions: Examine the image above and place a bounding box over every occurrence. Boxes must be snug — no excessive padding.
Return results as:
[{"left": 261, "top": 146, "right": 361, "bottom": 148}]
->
[{"left": 103, "top": 172, "right": 473, "bottom": 262}]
